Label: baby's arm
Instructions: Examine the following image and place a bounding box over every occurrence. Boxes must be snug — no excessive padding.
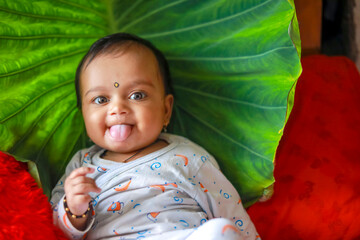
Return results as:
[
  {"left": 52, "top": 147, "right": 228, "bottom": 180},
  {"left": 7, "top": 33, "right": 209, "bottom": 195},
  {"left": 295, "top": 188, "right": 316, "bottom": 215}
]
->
[
  {"left": 195, "top": 159, "right": 260, "bottom": 239},
  {"left": 51, "top": 151, "right": 100, "bottom": 239},
  {"left": 64, "top": 167, "right": 101, "bottom": 230}
]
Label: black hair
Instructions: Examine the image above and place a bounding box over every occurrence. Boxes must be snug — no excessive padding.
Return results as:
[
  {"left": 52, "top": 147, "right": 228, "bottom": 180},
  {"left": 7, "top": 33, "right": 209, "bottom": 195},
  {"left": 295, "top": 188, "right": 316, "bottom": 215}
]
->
[{"left": 75, "top": 32, "right": 172, "bottom": 108}]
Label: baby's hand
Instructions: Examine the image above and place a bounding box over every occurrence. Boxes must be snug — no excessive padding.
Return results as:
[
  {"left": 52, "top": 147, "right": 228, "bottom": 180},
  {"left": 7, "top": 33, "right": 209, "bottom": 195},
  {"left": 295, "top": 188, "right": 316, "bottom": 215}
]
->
[{"left": 64, "top": 167, "right": 101, "bottom": 216}]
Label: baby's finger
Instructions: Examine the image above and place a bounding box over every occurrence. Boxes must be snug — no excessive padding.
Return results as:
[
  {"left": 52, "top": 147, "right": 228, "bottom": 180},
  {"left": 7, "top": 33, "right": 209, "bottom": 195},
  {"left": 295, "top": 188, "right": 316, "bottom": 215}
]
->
[
  {"left": 70, "top": 175, "right": 97, "bottom": 186},
  {"left": 68, "top": 167, "right": 95, "bottom": 180},
  {"left": 72, "top": 182, "right": 101, "bottom": 195},
  {"left": 73, "top": 178, "right": 102, "bottom": 193}
]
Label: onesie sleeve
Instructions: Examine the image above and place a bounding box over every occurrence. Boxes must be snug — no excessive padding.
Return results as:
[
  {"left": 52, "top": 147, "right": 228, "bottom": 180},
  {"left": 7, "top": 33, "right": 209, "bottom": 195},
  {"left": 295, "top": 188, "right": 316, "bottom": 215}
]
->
[
  {"left": 194, "top": 159, "right": 260, "bottom": 239},
  {"left": 50, "top": 150, "right": 95, "bottom": 239}
]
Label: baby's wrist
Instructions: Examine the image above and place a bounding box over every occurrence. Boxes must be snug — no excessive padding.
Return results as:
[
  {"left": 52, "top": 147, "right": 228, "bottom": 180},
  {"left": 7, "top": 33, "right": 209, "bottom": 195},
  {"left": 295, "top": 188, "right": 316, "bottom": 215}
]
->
[{"left": 63, "top": 196, "right": 92, "bottom": 219}]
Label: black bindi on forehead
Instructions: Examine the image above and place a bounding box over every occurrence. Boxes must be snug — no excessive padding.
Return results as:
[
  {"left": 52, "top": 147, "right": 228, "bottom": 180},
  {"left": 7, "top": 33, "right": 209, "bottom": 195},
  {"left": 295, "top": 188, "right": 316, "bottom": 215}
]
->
[{"left": 114, "top": 82, "right": 119, "bottom": 88}]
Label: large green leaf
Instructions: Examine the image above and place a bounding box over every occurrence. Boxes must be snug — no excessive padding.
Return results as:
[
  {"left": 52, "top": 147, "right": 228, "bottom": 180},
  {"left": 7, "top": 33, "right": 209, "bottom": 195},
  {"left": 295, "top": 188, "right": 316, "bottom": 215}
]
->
[{"left": 0, "top": 0, "right": 301, "bottom": 205}]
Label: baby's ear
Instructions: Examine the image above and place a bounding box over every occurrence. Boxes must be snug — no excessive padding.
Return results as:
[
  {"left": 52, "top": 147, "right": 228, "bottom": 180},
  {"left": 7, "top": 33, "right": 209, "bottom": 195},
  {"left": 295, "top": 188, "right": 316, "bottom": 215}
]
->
[{"left": 164, "top": 94, "right": 174, "bottom": 125}]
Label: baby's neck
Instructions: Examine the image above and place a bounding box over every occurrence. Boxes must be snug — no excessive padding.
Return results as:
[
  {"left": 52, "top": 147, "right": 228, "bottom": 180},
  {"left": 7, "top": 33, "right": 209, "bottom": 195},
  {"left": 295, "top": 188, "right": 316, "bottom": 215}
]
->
[{"left": 101, "top": 139, "right": 168, "bottom": 163}]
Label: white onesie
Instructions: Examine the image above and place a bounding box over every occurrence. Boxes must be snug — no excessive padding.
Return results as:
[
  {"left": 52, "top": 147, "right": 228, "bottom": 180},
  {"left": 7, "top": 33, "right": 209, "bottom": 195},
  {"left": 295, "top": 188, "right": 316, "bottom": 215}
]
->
[{"left": 51, "top": 133, "right": 260, "bottom": 240}]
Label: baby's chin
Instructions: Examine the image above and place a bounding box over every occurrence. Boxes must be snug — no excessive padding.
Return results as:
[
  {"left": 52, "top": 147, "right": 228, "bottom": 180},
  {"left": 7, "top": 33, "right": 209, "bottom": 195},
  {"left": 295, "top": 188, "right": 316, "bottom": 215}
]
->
[
  {"left": 99, "top": 137, "right": 145, "bottom": 154},
  {"left": 100, "top": 140, "right": 137, "bottom": 154},
  {"left": 92, "top": 128, "right": 163, "bottom": 154}
]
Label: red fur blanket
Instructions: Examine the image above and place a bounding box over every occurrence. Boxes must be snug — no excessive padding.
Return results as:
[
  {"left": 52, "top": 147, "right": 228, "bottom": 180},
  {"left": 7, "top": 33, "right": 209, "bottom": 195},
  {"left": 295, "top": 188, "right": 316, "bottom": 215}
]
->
[
  {"left": 0, "top": 152, "right": 66, "bottom": 240},
  {"left": 1, "top": 55, "right": 359, "bottom": 239},
  {"left": 248, "top": 55, "right": 360, "bottom": 239}
]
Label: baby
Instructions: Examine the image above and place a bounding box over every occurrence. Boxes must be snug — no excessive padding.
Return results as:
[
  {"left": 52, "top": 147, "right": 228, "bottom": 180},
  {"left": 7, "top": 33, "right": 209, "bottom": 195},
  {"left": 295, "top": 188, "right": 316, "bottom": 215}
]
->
[{"left": 51, "top": 33, "right": 260, "bottom": 240}]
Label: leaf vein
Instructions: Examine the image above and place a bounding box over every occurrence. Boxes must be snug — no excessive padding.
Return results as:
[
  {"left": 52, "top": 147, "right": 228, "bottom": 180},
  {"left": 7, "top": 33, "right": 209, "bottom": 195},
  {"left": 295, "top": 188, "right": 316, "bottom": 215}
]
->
[
  {"left": 141, "top": 0, "right": 272, "bottom": 38},
  {"left": 0, "top": 6, "right": 107, "bottom": 31},
  {"left": 173, "top": 85, "right": 286, "bottom": 110},
  {"left": 55, "top": 0, "right": 107, "bottom": 19},
  {"left": 0, "top": 49, "right": 87, "bottom": 78},
  {"left": 0, "top": 34, "right": 102, "bottom": 40},
  {"left": 167, "top": 46, "right": 294, "bottom": 61},
  {"left": 8, "top": 91, "right": 74, "bottom": 152},
  {"left": 120, "top": 0, "right": 187, "bottom": 31},
  {"left": 35, "top": 104, "right": 78, "bottom": 163},
  {"left": 60, "top": 128, "right": 85, "bottom": 174},
  {"left": 114, "top": 0, "right": 144, "bottom": 27},
  {"left": 176, "top": 104, "right": 271, "bottom": 161},
  {"left": 0, "top": 80, "right": 73, "bottom": 123},
  {"left": 173, "top": 104, "right": 187, "bottom": 135}
]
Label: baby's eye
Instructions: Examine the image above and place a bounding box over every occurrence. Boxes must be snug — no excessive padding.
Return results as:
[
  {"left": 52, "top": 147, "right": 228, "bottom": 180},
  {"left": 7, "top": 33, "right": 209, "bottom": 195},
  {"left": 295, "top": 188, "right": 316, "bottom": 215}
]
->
[
  {"left": 93, "top": 96, "right": 108, "bottom": 104},
  {"left": 129, "top": 92, "right": 147, "bottom": 100}
]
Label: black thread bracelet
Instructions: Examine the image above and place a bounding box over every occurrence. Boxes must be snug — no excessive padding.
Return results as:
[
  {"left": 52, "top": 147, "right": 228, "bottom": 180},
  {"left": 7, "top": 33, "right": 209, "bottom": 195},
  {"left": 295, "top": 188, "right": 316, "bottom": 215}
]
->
[{"left": 63, "top": 197, "right": 91, "bottom": 219}]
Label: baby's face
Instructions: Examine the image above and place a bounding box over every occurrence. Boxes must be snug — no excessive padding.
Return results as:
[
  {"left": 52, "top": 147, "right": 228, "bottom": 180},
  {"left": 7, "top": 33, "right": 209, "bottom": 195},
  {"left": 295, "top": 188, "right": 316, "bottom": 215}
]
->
[{"left": 80, "top": 45, "right": 173, "bottom": 154}]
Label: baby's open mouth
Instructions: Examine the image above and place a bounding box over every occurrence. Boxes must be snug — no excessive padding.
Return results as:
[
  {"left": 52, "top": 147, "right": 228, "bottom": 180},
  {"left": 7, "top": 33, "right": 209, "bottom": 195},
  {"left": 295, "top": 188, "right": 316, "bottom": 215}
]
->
[{"left": 109, "top": 124, "right": 132, "bottom": 142}]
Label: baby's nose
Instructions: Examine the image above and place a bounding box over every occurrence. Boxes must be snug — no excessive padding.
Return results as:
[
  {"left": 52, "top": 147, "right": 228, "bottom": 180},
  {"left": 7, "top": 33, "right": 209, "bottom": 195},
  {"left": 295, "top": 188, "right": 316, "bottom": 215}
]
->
[{"left": 109, "top": 100, "right": 129, "bottom": 116}]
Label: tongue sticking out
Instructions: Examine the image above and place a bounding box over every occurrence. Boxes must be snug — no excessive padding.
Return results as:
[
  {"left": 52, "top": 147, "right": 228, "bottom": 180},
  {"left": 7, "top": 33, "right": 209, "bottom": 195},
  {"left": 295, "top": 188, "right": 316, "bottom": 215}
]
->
[{"left": 109, "top": 125, "right": 132, "bottom": 141}]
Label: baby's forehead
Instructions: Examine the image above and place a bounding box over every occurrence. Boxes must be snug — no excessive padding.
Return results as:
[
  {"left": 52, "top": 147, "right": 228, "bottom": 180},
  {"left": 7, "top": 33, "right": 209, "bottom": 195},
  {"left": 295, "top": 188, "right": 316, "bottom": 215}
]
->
[
  {"left": 80, "top": 44, "right": 165, "bottom": 91},
  {"left": 101, "top": 42, "right": 157, "bottom": 62},
  {"left": 83, "top": 43, "right": 159, "bottom": 73}
]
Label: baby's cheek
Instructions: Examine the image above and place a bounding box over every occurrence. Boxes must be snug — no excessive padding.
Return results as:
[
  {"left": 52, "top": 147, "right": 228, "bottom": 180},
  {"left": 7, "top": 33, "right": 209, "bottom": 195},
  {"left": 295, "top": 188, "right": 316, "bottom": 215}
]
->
[{"left": 84, "top": 115, "right": 104, "bottom": 139}]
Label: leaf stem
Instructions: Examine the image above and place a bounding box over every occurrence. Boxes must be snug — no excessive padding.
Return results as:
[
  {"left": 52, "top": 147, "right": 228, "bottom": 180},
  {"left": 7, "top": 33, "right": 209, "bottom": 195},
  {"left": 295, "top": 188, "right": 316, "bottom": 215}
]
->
[{"left": 114, "top": 0, "right": 143, "bottom": 30}]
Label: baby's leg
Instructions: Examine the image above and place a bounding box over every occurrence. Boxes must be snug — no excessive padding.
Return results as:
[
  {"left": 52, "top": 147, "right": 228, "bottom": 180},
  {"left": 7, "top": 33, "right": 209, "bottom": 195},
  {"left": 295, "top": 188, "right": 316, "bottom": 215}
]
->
[{"left": 185, "top": 218, "right": 244, "bottom": 240}]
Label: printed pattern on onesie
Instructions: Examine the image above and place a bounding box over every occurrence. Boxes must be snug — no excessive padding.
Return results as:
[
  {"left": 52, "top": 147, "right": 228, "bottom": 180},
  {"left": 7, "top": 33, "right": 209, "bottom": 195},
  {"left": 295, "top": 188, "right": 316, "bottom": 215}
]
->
[{"left": 51, "top": 133, "right": 260, "bottom": 240}]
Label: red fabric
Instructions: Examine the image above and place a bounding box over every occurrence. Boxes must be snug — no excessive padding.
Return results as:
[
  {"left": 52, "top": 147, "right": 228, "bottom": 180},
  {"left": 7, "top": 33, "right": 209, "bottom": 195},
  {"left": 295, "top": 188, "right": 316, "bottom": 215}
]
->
[
  {"left": 248, "top": 55, "right": 360, "bottom": 239},
  {"left": 0, "top": 151, "right": 67, "bottom": 240}
]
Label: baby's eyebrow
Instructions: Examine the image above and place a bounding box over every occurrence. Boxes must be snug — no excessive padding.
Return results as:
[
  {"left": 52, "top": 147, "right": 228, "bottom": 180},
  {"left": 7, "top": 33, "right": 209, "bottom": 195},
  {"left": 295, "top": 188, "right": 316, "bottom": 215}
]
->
[
  {"left": 128, "top": 79, "right": 156, "bottom": 88},
  {"left": 84, "top": 86, "right": 107, "bottom": 97},
  {"left": 84, "top": 79, "right": 156, "bottom": 97}
]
